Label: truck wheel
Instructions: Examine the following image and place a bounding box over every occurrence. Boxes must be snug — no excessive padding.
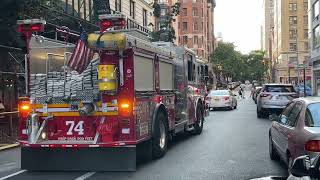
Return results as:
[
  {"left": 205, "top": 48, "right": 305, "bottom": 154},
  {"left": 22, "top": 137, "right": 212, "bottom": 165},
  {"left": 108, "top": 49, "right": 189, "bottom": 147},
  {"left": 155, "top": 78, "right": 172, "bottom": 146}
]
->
[
  {"left": 192, "top": 105, "right": 204, "bottom": 135},
  {"left": 152, "top": 112, "right": 168, "bottom": 159}
]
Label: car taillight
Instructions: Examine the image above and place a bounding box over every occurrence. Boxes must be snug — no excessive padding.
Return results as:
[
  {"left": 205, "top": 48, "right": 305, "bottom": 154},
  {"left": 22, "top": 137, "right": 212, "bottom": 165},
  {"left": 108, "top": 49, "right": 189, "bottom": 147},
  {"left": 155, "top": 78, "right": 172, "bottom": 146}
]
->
[
  {"left": 205, "top": 96, "right": 211, "bottom": 101},
  {"left": 260, "top": 93, "right": 270, "bottom": 97},
  {"left": 305, "top": 140, "right": 320, "bottom": 152},
  {"left": 224, "top": 97, "right": 230, "bottom": 100}
]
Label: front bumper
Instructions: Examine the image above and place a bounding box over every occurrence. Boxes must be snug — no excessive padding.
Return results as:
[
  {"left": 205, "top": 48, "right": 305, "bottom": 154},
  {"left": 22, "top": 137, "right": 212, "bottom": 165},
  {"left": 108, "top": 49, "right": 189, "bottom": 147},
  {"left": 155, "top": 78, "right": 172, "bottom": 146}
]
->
[{"left": 21, "top": 146, "right": 136, "bottom": 171}]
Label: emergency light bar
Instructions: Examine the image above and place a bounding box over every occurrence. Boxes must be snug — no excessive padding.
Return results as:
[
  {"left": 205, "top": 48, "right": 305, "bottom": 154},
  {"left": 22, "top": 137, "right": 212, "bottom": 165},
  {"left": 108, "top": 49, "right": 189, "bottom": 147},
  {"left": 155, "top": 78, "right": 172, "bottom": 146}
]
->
[
  {"left": 99, "top": 14, "right": 126, "bottom": 32},
  {"left": 17, "top": 19, "right": 46, "bottom": 33}
]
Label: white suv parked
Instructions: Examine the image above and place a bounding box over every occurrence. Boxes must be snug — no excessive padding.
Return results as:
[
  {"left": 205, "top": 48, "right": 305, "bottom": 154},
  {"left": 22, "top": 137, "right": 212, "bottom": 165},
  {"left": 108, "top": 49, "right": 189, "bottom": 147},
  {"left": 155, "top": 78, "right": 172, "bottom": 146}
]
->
[{"left": 257, "top": 84, "right": 298, "bottom": 118}]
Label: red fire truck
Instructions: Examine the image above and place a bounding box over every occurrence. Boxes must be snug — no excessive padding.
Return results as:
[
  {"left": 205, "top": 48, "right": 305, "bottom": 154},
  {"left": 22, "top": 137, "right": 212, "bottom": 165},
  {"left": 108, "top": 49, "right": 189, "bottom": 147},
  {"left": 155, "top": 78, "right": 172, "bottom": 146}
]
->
[{"left": 18, "top": 15, "right": 209, "bottom": 171}]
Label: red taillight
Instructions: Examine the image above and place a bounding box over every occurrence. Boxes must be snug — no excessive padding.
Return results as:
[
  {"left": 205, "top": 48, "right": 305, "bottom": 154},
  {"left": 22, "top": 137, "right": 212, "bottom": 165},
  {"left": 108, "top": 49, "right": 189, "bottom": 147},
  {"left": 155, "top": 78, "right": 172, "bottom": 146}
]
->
[
  {"left": 18, "top": 97, "right": 31, "bottom": 140},
  {"left": 224, "top": 97, "right": 230, "bottom": 100},
  {"left": 205, "top": 96, "right": 211, "bottom": 101},
  {"left": 260, "top": 93, "right": 270, "bottom": 97},
  {"left": 305, "top": 140, "right": 320, "bottom": 152}
]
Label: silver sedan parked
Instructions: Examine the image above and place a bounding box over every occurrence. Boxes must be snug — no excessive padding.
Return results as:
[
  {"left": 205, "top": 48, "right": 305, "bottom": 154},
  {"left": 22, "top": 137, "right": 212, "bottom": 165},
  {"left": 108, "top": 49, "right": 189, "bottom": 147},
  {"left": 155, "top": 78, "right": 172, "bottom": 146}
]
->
[{"left": 269, "top": 97, "right": 320, "bottom": 172}]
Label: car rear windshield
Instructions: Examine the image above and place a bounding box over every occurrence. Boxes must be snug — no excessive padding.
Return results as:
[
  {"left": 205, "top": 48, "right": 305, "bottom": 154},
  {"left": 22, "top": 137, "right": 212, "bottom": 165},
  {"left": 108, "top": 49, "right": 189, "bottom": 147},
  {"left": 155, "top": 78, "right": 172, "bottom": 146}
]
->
[
  {"left": 265, "top": 85, "right": 295, "bottom": 93},
  {"left": 210, "top": 91, "right": 229, "bottom": 96},
  {"left": 306, "top": 103, "right": 320, "bottom": 127}
]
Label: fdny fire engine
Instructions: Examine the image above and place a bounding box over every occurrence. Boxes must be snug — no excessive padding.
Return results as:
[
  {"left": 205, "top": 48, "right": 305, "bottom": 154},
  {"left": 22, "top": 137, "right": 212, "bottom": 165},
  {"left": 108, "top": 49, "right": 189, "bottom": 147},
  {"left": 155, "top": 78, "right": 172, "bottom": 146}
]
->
[{"left": 18, "top": 14, "right": 209, "bottom": 171}]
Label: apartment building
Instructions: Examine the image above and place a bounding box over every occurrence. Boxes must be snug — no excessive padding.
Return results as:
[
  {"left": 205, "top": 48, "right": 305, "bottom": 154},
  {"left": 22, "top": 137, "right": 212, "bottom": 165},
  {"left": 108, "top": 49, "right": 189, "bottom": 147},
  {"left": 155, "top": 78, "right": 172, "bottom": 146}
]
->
[
  {"left": 62, "top": 0, "right": 154, "bottom": 31},
  {"left": 271, "top": 0, "right": 310, "bottom": 84},
  {"left": 310, "top": 0, "right": 320, "bottom": 96},
  {"left": 177, "top": 0, "right": 216, "bottom": 62}
]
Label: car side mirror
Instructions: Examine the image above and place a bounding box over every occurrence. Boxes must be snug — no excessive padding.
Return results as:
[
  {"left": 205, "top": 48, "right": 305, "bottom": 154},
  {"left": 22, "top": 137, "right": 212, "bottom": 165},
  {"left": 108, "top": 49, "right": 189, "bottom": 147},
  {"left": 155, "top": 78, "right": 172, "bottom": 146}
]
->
[
  {"left": 269, "top": 114, "right": 279, "bottom": 122},
  {"left": 291, "top": 155, "right": 312, "bottom": 178}
]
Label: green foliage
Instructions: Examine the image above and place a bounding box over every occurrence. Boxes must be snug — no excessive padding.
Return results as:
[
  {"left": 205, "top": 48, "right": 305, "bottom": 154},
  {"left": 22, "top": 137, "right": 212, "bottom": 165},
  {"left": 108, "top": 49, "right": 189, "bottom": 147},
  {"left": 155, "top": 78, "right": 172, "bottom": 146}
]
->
[
  {"left": 210, "top": 42, "right": 267, "bottom": 82},
  {"left": 151, "top": 2, "right": 179, "bottom": 43},
  {"left": 153, "top": 3, "right": 161, "bottom": 18},
  {"left": 171, "top": 3, "right": 180, "bottom": 16}
]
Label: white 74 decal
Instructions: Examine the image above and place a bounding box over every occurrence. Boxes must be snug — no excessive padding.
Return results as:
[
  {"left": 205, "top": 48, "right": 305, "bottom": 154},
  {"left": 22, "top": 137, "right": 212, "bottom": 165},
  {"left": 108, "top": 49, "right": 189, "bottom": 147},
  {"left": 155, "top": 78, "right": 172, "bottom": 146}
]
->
[{"left": 65, "top": 121, "right": 84, "bottom": 135}]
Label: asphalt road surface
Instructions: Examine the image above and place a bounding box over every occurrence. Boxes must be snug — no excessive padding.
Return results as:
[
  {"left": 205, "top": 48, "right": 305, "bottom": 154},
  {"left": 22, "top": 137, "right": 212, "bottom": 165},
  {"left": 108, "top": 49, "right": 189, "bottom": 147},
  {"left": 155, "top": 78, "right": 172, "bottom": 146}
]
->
[{"left": 0, "top": 93, "right": 287, "bottom": 180}]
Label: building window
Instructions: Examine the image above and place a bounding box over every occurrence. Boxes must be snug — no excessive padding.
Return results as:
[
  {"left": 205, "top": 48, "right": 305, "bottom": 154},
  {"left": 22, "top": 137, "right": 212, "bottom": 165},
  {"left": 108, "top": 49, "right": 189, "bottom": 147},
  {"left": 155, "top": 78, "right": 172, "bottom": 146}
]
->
[
  {"left": 304, "top": 15, "right": 308, "bottom": 25},
  {"left": 313, "top": 1, "right": 320, "bottom": 19},
  {"left": 183, "top": 36, "right": 188, "bottom": 44},
  {"left": 289, "top": 16, "right": 297, "bottom": 25},
  {"left": 305, "top": 42, "right": 309, "bottom": 50},
  {"left": 201, "top": 8, "right": 204, "bottom": 17},
  {"left": 289, "top": 3, "right": 297, "bottom": 12},
  {"left": 304, "top": 29, "right": 309, "bottom": 39},
  {"left": 161, "top": 9, "right": 167, "bottom": 16},
  {"left": 193, "top": 8, "right": 198, "bottom": 16},
  {"left": 290, "top": 43, "right": 297, "bottom": 51},
  {"left": 115, "top": 0, "right": 121, "bottom": 12},
  {"left": 183, "top": 22, "right": 188, "bottom": 31},
  {"left": 289, "top": 57, "right": 298, "bottom": 64},
  {"left": 143, "top": 9, "right": 147, "bottom": 26},
  {"left": 289, "top": 30, "right": 297, "bottom": 39},
  {"left": 130, "top": 0, "right": 135, "bottom": 19},
  {"left": 304, "top": 2, "right": 308, "bottom": 12},
  {"left": 201, "top": 22, "right": 204, "bottom": 30},
  {"left": 313, "top": 25, "right": 320, "bottom": 48},
  {"left": 194, "top": 36, "right": 198, "bottom": 45},
  {"left": 182, "top": 8, "right": 187, "bottom": 16},
  {"left": 194, "top": 21, "right": 198, "bottom": 30}
]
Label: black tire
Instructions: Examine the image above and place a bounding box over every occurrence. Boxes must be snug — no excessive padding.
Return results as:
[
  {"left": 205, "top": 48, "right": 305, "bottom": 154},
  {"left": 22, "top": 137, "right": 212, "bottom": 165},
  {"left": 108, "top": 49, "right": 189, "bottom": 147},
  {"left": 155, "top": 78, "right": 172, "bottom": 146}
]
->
[
  {"left": 192, "top": 105, "right": 204, "bottom": 135},
  {"left": 152, "top": 112, "right": 168, "bottom": 159},
  {"left": 269, "top": 136, "right": 279, "bottom": 160},
  {"left": 257, "top": 108, "right": 262, "bottom": 118}
]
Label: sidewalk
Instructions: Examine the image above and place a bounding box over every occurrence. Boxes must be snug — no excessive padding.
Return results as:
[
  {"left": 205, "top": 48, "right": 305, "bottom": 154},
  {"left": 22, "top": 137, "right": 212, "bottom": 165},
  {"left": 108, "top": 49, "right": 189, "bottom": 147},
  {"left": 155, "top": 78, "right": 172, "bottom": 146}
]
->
[{"left": 0, "top": 143, "right": 19, "bottom": 151}]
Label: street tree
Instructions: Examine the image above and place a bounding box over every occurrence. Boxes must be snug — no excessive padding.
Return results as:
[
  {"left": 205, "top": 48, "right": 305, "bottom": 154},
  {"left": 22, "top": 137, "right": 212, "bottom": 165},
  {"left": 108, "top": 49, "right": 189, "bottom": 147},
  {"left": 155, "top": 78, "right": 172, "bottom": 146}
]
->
[{"left": 210, "top": 42, "right": 267, "bottom": 83}]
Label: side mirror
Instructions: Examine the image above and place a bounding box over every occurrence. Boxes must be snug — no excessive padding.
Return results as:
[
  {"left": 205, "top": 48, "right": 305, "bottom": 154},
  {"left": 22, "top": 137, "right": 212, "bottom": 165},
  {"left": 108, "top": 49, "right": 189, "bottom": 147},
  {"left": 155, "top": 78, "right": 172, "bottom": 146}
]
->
[
  {"left": 269, "top": 114, "right": 279, "bottom": 122},
  {"left": 291, "top": 155, "right": 312, "bottom": 178}
]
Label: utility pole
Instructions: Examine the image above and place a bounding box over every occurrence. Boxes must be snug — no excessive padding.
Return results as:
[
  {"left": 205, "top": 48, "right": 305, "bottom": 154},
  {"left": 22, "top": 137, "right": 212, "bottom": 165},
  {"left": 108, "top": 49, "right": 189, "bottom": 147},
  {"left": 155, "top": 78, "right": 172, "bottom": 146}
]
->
[
  {"left": 303, "top": 66, "right": 306, "bottom": 97},
  {"left": 296, "top": 28, "right": 300, "bottom": 86}
]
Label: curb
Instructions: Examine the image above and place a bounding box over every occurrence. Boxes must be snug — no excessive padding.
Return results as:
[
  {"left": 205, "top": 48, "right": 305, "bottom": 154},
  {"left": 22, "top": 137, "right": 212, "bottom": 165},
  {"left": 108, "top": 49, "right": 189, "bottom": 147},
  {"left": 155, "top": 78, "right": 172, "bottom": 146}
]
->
[{"left": 0, "top": 143, "right": 20, "bottom": 151}]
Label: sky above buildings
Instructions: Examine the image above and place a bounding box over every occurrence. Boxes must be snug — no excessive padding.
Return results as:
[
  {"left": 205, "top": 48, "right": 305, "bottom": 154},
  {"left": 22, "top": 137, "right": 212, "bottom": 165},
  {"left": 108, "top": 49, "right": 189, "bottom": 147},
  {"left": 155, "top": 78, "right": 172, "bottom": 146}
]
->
[{"left": 215, "top": 0, "right": 263, "bottom": 54}]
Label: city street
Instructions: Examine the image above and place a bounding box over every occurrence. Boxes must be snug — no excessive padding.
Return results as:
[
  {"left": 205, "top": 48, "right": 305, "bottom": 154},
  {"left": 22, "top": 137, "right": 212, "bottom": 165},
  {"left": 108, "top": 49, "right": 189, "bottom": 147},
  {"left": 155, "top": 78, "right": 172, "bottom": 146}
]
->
[{"left": 0, "top": 93, "right": 288, "bottom": 180}]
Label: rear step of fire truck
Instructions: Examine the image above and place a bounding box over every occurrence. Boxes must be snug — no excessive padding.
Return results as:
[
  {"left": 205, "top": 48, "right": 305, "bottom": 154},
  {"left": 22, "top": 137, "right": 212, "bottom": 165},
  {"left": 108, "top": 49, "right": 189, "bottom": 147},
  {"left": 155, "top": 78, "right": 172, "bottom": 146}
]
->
[
  {"left": 21, "top": 113, "right": 137, "bottom": 171},
  {"left": 21, "top": 145, "right": 136, "bottom": 171}
]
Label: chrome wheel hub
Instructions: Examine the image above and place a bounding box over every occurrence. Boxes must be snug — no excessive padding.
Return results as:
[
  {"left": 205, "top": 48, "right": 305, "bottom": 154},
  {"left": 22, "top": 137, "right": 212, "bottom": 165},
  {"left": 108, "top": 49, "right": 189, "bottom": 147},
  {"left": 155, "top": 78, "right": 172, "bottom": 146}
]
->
[{"left": 159, "top": 121, "right": 166, "bottom": 149}]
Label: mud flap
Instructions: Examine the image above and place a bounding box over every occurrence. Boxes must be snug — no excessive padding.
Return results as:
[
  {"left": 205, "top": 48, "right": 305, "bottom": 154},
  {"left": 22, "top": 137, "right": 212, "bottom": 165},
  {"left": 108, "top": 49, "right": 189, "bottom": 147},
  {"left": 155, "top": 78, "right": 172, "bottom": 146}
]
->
[{"left": 21, "top": 146, "right": 136, "bottom": 171}]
